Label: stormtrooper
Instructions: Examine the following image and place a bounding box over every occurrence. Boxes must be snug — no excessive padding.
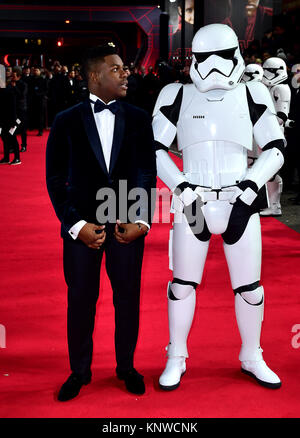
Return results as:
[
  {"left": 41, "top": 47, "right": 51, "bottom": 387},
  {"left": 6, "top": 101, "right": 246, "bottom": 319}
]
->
[
  {"left": 242, "top": 64, "right": 264, "bottom": 168},
  {"left": 152, "top": 24, "right": 284, "bottom": 391},
  {"left": 241, "top": 63, "right": 264, "bottom": 84},
  {"left": 260, "top": 57, "right": 291, "bottom": 216}
]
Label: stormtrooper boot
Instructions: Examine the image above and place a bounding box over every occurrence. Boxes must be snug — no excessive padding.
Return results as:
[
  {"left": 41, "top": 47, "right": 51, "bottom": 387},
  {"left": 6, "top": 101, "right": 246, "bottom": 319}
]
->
[
  {"left": 159, "top": 283, "right": 196, "bottom": 390},
  {"left": 235, "top": 286, "right": 281, "bottom": 389},
  {"left": 260, "top": 175, "right": 283, "bottom": 216}
]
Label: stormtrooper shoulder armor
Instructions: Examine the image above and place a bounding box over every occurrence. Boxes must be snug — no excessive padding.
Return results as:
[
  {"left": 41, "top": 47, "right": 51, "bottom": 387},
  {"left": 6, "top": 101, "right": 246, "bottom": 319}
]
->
[
  {"left": 272, "top": 84, "right": 291, "bottom": 123},
  {"left": 246, "top": 81, "right": 276, "bottom": 114},
  {"left": 245, "top": 81, "right": 285, "bottom": 149},
  {"left": 272, "top": 84, "right": 291, "bottom": 102},
  {"left": 152, "top": 83, "right": 183, "bottom": 149}
]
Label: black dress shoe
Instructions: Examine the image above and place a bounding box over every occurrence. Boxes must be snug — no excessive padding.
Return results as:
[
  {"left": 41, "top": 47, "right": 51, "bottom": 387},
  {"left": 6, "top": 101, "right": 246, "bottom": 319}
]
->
[
  {"left": 117, "top": 368, "right": 145, "bottom": 395},
  {"left": 0, "top": 158, "right": 10, "bottom": 164},
  {"left": 9, "top": 158, "right": 21, "bottom": 165},
  {"left": 20, "top": 146, "right": 27, "bottom": 152},
  {"left": 57, "top": 372, "right": 91, "bottom": 402}
]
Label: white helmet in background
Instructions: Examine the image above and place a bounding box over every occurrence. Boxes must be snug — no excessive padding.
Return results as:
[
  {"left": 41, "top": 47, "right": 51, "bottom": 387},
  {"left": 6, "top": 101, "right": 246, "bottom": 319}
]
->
[
  {"left": 262, "top": 57, "right": 288, "bottom": 87},
  {"left": 242, "top": 64, "right": 263, "bottom": 83},
  {"left": 190, "top": 23, "right": 245, "bottom": 92},
  {"left": 291, "top": 64, "right": 300, "bottom": 89},
  {"left": 0, "top": 64, "right": 6, "bottom": 88}
]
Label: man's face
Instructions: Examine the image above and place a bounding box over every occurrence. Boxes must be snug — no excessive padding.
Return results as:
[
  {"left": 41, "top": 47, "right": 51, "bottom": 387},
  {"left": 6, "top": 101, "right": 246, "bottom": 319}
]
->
[
  {"left": 245, "top": 0, "right": 260, "bottom": 17},
  {"left": 123, "top": 66, "right": 130, "bottom": 77},
  {"left": 12, "top": 72, "right": 20, "bottom": 81},
  {"left": 90, "top": 54, "right": 128, "bottom": 102},
  {"left": 178, "top": 0, "right": 194, "bottom": 25},
  {"left": 33, "top": 68, "right": 41, "bottom": 76}
]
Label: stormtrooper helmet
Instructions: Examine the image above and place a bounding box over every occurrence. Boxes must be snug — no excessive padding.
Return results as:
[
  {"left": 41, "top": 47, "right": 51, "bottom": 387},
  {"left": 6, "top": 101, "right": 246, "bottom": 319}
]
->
[
  {"left": 242, "top": 64, "right": 263, "bottom": 83},
  {"left": 262, "top": 57, "right": 288, "bottom": 87},
  {"left": 190, "top": 23, "right": 245, "bottom": 92}
]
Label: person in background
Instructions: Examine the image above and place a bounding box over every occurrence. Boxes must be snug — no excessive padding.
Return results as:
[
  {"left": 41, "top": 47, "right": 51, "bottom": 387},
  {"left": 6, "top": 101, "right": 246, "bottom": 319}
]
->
[
  {"left": 9, "top": 67, "right": 28, "bottom": 152},
  {"left": 29, "top": 66, "right": 47, "bottom": 136},
  {"left": 0, "top": 80, "right": 21, "bottom": 165},
  {"left": 5, "top": 66, "right": 12, "bottom": 85},
  {"left": 64, "top": 69, "right": 77, "bottom": 108}
]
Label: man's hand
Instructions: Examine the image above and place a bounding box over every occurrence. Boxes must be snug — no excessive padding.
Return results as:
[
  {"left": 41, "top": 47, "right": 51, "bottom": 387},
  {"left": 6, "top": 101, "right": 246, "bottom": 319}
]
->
[
  {"left": 114, "top": 220, "right": 147, "bottom": 244},
  {"left": 78, "top": 223, "right": 106, "bottom": 249}
]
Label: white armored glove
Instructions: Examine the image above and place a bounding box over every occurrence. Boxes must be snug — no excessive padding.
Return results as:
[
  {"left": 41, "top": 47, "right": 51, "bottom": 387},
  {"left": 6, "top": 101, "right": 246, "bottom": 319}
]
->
[
  {"left": 223, "top": 180, "right": 259, "bottom": 207},
  {"left": 285, "top": 119, "right": 295, "bottom": 129},
  {"left": 174, "top": 182, "right": 204, "bottom": 208}
]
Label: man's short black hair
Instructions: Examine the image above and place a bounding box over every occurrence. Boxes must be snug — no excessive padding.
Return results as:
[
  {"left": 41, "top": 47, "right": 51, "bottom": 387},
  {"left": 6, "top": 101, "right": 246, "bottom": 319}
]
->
[
  {"left": 82, "top": 45, "right": 118, "bottom": 79},
  {"left": 12, "top": 66, "right": 22, "bottom": 77}
]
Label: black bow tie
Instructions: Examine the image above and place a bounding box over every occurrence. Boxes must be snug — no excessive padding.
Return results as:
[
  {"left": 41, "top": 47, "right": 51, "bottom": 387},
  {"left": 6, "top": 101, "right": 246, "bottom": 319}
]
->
[{"left": 91, "top": 99, "right": 120, "bottom": 114}]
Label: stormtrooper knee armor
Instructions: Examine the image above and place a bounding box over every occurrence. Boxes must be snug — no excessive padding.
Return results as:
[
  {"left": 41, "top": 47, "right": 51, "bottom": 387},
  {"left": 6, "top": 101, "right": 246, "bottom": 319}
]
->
[{"left": 153, "top": 24, "right": 285, "bottom": 391}]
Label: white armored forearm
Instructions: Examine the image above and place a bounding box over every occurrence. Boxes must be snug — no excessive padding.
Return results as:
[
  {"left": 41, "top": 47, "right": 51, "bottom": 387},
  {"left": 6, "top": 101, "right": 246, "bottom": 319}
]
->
[{"left": 245, "top": 141, "right": 284, "bottom": 190}]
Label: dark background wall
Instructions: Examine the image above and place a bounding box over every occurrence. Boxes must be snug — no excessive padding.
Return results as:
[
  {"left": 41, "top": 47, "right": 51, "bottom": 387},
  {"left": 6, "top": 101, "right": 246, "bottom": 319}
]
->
[{"left": 0, "top": 1, "right": 161, "bottom": 68}]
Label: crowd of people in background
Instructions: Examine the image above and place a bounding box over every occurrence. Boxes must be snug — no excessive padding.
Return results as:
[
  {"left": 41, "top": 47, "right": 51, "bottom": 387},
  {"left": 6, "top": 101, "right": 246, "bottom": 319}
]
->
[{"left": 0, "top": 11, "right": 299, "bottom": 200}]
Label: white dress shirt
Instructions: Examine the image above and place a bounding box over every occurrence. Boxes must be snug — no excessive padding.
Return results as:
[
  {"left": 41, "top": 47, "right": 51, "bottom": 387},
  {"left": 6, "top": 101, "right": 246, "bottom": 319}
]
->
[{"left": 69, "top": 93, "right": 149, "bottom": 240}]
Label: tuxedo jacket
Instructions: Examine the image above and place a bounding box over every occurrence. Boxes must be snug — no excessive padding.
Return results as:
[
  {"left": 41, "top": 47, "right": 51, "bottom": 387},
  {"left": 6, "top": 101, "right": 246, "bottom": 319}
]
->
[{"left": 46, "top": 98, "right": 157, "bottom": 240}]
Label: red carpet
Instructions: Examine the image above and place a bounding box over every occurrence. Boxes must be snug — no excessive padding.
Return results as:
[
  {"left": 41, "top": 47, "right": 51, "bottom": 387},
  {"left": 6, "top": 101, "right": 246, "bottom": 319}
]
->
[{"left": 0, "top": 132, "right": 300, "bottom": 418}]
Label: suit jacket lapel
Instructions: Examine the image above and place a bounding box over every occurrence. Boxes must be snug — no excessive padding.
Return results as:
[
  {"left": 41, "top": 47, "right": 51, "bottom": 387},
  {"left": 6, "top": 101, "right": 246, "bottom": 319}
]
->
[
  {"left": 80, "top": 99, "right": 108, "bottom": 176},
  {"left": 109, "top": 103, "right": 125, "bottom": 175}
]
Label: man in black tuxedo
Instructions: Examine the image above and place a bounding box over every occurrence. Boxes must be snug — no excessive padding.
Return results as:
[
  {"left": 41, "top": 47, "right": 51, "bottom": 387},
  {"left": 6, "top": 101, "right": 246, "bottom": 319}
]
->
[
  {"left": 9, "top": 67, "right": 28, "bottom": 152},
  {"left": 0, "top": 82, "right": 21, "bottom": 165},
  {"left": 30, "top": 66, "right": 47, "bottom": 136},
  {"left": 46, "top": 45, "right": 156, "bottom": 401}
]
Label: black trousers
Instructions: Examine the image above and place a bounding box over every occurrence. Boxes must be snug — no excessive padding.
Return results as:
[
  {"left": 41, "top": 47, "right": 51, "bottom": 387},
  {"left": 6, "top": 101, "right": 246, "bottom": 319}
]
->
[
  {"left": 17, "top": 110, "right": 28, "bottom": 147},
  {"left": 63, "top": 226, "right": 145, "bottom": 376},
  {"left": 1, "top": 128, "right": 19, "bottom": 161}
]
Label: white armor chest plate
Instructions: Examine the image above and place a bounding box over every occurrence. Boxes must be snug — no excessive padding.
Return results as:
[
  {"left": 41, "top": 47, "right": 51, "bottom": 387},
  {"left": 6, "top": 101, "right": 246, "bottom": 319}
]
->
[
  {"left": 176, "top": 84, "right": 252, "bottom": 188},
  {"left": 177, "top": 84, "right": 253, "bottom": 151}
]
